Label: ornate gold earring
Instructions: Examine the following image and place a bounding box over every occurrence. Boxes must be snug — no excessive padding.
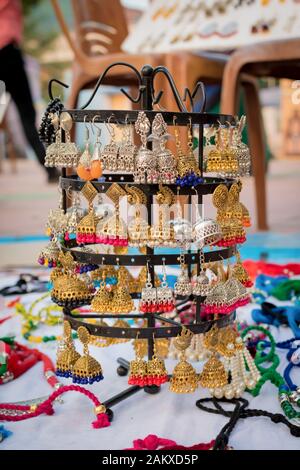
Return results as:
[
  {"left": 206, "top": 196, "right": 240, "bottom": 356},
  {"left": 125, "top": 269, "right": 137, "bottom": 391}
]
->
[
  {"left": 110, "top": 266, "right": 134, "bottom": 314},
  {"left": 76, "top": 181, "right": 100, "bottom": 244},
  {"left": 128, "top": 333, "right": 148, "bottom": 387},
  {"left": 169, "top": 326, "right": 198, "bottom": 393},
  {"left": 146, "top": 334, "right": 168, "bottom": 386},
  {"left": 72, "top": 326, "right": 104, "bottom": 384},
  {"left": 56, "top": 320, "right": 80, "bottom": 378},
  {"left": 199, "top": 325, "right": 228, "bottom": 390},
  {"left": 126, "top": 185, "right": 149, "bottom": 248},
  {"left": 174, "top": 117, "right": 201, "bottom": 187},
  {"left": 149, "top": 185, "right": 176, "bottom": 247}
]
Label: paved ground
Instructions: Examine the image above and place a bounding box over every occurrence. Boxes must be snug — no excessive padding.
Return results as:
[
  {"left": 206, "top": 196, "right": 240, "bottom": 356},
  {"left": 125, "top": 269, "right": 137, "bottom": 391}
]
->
[{"left": 0, "top": 158, "right": 299, "bottom": 267}]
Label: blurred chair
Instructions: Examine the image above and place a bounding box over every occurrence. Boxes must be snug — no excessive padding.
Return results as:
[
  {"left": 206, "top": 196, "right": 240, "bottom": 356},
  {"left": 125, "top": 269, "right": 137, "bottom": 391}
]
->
[{"left": 0, "top": 93, "right": 17, "bottom": 173}]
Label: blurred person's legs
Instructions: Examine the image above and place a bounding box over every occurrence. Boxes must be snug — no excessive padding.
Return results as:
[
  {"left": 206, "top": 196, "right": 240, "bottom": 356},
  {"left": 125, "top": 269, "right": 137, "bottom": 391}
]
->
[{"left": 0, "top": 42, "right": 57, "bottom": 182}]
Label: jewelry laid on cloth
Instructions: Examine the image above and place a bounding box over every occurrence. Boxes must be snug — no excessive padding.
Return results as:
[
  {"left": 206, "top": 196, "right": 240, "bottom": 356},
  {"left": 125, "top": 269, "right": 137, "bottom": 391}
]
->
[
  {"left": 134, "top": 111, "right": 158, "bottom": 183},
  {"left": 0, "top": 384, "right": 110, "bottom": 429},
  {"left": 150, "top": 113, "right": 177, "bottom": 184},
  {"left": 45, "top": 112, "right": 80, "bottom": 168},
  {"left": 118, "top": 117, "right": 137, "bottom": 172},
  {"left": 169, "top": 327, "right": 198, "bottom": 393},
  {"left": 77, "top": 116, "right": 102, "bottom": 181}
]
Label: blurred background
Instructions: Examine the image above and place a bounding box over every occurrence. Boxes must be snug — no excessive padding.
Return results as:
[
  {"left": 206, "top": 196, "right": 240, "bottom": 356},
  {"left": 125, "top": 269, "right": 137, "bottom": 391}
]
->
[{"left": 0, "top": 0, "right": 299, "bottom": 270}]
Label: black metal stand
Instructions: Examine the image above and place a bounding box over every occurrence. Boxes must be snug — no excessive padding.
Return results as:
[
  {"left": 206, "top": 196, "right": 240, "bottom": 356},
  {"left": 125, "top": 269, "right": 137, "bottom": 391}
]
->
[{"left": 50, "top": 62, "right": 238, "bottom": 417}]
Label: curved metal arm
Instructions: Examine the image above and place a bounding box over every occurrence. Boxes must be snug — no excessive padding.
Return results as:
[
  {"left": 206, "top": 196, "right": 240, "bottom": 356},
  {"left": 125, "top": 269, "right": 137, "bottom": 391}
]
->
[
  {"left": 79, "top": 62, "right": 144, "bottom": 109},
  {"left": 48, "top": 79, "right": 69, "bottom": 101},
  {"left": 152, "top": 66, "right": 187, "bottom": 112},
  {"left": 183, "top": 81, "right": 207, "bottom": 113}
]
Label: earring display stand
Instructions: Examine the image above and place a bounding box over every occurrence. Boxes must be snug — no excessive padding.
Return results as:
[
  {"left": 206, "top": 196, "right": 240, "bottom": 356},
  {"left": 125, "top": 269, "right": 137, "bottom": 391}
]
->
[{"left": 51, "top": 62, "right": 238, "bottom": 419}]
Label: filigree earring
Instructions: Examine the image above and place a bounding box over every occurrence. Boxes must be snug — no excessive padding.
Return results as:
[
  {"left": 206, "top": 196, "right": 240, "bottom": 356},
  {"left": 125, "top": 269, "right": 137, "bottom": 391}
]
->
[
  {"left": 72, "top": 326, "right": 104, "bottom": 384},
  {"left": 139, "top": 261, "right": 158, "bottom": 314},
  {"left": 134, "top": 111, "right": 158, "bottom": 184},
  {"left": 234, "top": 116, "right": 251, "bottom": 177},
  {"left": 169, "top": 186, "right": 192, "bottom": 248},
  {"left": 175, "top": 117, "right": 201, "bottom": 187},
  {"left": 156, "top": 258, "right": 175, "bottom": 314},
  {"left": 118, "top": 116, "right": 136, "bottom": 172},
  {"left": 91, "top": 263, "right": 113, "bottom": 314},
  {"left": 110, "top": 266, "right": 134, "bottom": 314},
  {"left": 56, "top": 320, "right": 80, "bottom": 379},
  {"left": 199, "top": 325, "right": 228, "bottom": 390},
  {"left": 96, "top": 183, "right": 128, "bottom": 246},
  {"left": 53, "top": 112, "right": 80, "bottom": 168},
  {"left": 150, "top": 113, "right": 177, "bottom": 184},
  {"left": 76, "top": 181, "right": 100, "bottom": 244},
  {"left": 192, "top": 188, "right": 222, "bottom": 248},
  {"left": 231, "top": 250, "right": 253, "bottom": 287},
  {"left": 192, "top": 250, "right": 210, "bottom": 297},
  {"left": 128, "top": 333, "right": 148, "bottom": 387},
  {"left": 174, "top": 253, "right": 192, "bottom": 297},
  {"left": 126, "top": 185, "right": 149, "bottom": 247},
  {"left": 149, "top": 185, "right": 176, "bottom": 247},
  {"left": 45, "top": 113, "right": 61, "bottom": 167},
  {"left": 101, "top": 116, "right": 118, "bottom": 172},
  {"left": 169, "top": 327, "right": 198, "bottom": 393},
  {"left": 146, "top": 334, "right": 168, "bottom": 386}
]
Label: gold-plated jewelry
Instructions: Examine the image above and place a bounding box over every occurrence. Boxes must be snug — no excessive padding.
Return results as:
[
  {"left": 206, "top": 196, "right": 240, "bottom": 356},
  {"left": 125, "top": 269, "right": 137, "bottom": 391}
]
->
[
  {"left": 91, "top": 265, "right": 113, "bottom": 313},
  {"left": 169, "top": 326, "right": 198, "bottom": 393},
  {"left": 128, "top": 333, "right": 148, "bottom": 387},
  {"left": 134, "top": 111, "right": 158, "bottom": 184},
  {"left": 126, "top": 185, "right": 149, "bottom": 247},
  {"left": 110, "top": 268, "right": 134, "bottom": 314},
  {"left": 76, "top": 181, "right": 100, "bottom": 244},
  {"left": 56, "top": 320, "right": 80, "bottom": 378},
  {"left": 199, "top": 353, "right": 228, "bottom": 389},
  {"left": 146, "top": 334, "right": 168, "bottom": 386},
  {"left": 96, "top": 183, "right": 128, "bottom": 246},
  {"left": 72, "top": 326, "right": 104, "bottom": 384},
  {"left": 231, "top": 251, "right": 253, "bottom": 288},
  {"left": 175, "top": 118, "right": 201, "bottom": 183},
  {"left": 148, "top": 185, "right": 176, "bottom": 247}
]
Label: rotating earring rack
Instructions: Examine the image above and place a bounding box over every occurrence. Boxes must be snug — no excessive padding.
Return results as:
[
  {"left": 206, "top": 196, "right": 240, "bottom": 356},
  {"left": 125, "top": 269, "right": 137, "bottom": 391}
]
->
[{"left": 51, "top": 62, "right": 239, "bottom": 419}]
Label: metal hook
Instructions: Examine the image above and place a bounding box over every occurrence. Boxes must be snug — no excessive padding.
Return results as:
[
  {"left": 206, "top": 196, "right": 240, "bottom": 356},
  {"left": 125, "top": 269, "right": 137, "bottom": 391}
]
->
[
  {"left": 92, "top": 115, "right": 102, "bottom": 138},
  {"left": 183, "top": 81, "right": 206, "bottom": 112},
  {"left": 48, "top": 78, "right": 69, "bottom": 101},
  {"left": 152, "top": 66, "right": 187, "bottom": 112}
]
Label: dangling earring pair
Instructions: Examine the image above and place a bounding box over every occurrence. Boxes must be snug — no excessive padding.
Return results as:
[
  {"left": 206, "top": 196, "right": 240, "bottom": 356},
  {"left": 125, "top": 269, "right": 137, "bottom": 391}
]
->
[
  {"left": 128, "top": 333, "right": 168, "bottom": 387},
  {"left": 56, "top": 321, "right": 103, "bottom": 384},
  {"left": 91, "top": 261, "right": 134, "bottom": 314},
  {"left": 126, "top": 185, "right": 149, "bottom": 247},
  {"left": 45, "top": 111, "right": 80, "bottom": 168},
  {"left": 140, "top": 261, "right": 174, "bottom": 314},
  {"left": 101, "top": 115, "right": 136, "bottom": 172},
  {"left": 77, "top": 115, "right": 102, "bottom": 181},
  {"left": 149, "top": 185, "right": 176, "bottom": 247}
]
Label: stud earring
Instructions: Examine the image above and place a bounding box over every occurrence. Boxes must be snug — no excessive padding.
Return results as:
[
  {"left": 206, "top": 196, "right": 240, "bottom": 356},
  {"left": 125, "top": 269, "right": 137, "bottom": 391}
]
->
[
  {"left": 76, "top": 181, "right": 100, "bottom": 244},
  {"left": 169, "top": 326, "right": 198, "bottom": 393},
  {"left": 118, "top": 116, "right": 136, "bottom": 172},
  {"left": 174, "top": 253, "right": 192, "bottom": 297},
  {"left": 134, "top": 111, "right": 158, "bottom": 184},
  {"left": 128, "top": 333, "right": 148, "bottom": 387},
  {"left": 150, "top": 113, "right": 177, "bottom": 184},
  {"left": 56, "top": 320, "right": 80, "bottom": 379},
  {"left": 72, "top": 326, "right": 104, "bottom": 384},
  {"left": 156, "top": 258, "right": 175, "bottom": 314},
  {"left": 96, "top": 183, "right": 128, "bottom": 246},
  {"left": 175, "top": 117, "right": 201, "bottom": 187},
  {"left": 126, "top": 185, "right": 149, "bottom": 248},
  {"left": 146, "top": 334, "right": 168, "bottom": 386},
  {"left": 101, "top": 116, "right": 118, "bottom": 172}
]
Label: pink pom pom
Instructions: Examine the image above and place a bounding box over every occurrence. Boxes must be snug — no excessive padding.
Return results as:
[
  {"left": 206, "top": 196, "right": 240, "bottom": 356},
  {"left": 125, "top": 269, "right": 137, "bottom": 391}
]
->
[{"left": 92, "top": 413, "right": 111, "bottom": 429}]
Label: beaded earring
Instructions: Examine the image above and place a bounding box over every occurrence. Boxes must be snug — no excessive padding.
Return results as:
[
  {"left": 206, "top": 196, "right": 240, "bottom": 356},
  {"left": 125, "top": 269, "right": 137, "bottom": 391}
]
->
[
  {"left": 175, "top": 117, "right": 202, "bottom": 187},
  {"left": 156, "top": 259, "right": 175, "bottom": 314},
  {"left": 56, "top": 320, "right": 80, "bottom": 379},
  {"left": 76, "top": 181, "right": 100, "bottom": 244},
  {"left": 146, "top": 334, "right": 168, "bottom": 386},
  {"left": 128, "top": 333, "right": 148, "bottom": 387},
  {"left": 72, "top": 326, "right": 104, "bottom": 384},
  {"left": 139, "top": 262, "right": 158, "bottom": 314}
]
